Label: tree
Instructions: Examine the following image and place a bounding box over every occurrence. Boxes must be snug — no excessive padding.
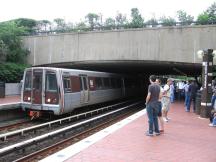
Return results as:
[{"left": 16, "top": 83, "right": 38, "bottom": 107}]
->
[
  {"left": 85, "top": 13, "right": 99, "bottom": 30},
  {"left": 176, "top": 10, "right": 194, "bottom": 25},
  {"left": 13, "top": 18, "right": 37, "bottom": 34},
  {"left": 130, "top": 8, "right": 144, "bottom": 28},
  {"left": 104, "top": 18, "right": 116, "bottom": 29},
  {"left": 0, "top": 40, "right": 8, "bottom": 62},
  {"left": 146, "top": 17, "right": 158, "bottom": 27},
  {"left": 115, "top": 12, "right": 128, "bottom": 28},
  {"left": 53, "top": 18, "right": 66, "bottom": 32},
  {"left": 74, "top": 22, "right": 88, "bottom": 31},
  {"left": 206, "top": 2, "right": 216, "bottom": 23},
  {"left": 197, "top": 12, "right": 209, "bottom": 25},
  {"left": 0, "top": 21, "right": 29, "bottom": 63},
  {"left": 36, "top": 20, "right": 51, "bottom": 32},
  {"left": 159, "top": 16, "right": 176, "bottom": 26}
]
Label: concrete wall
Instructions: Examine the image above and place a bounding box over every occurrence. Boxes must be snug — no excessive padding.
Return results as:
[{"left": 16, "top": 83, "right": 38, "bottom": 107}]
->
[
  {"left": 5, "top": 83, "right": 21, "bottom": 96},
  {"left": 23, "top": 25, "right": 216, "bottom": 66}
]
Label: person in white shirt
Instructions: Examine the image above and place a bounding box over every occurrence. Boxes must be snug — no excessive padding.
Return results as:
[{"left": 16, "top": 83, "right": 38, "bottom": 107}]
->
[{"left": 162, "top": 78, "right": 172, "bottom": 122}]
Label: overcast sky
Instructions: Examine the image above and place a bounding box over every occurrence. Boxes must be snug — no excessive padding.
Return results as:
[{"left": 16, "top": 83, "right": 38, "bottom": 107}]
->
[{"left": 1, "top": 0, "right": 216, "bottom": 23}]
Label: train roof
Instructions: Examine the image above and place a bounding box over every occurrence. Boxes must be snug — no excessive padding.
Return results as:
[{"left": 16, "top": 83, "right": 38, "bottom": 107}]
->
[{"left": 24, "top": 67, "right": 125, "bottom": 77}]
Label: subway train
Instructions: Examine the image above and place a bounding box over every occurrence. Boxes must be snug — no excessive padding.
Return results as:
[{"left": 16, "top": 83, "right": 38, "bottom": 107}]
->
[{"left": 21, "top": 67, "right": 143, "bottom": 118}]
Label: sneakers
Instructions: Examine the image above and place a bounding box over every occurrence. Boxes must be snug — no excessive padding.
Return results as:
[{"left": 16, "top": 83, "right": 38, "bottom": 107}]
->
[
  {"left": 145, "top": 131, "right": 153, "bottom": 136},
  {"left": 155, "top": 132, "right": 161, "bottom": 136},
  {"left": 146, "top": 131, "right": 161, "bottom": 136},
  {"left": 163, "top": 117, "right": 168, "bottom": 122},
  {"left": 209, "top": 123, "right": 216, "bottom": 127}
]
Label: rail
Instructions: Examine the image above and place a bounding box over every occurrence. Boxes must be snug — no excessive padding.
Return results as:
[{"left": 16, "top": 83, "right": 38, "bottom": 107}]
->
[
  {"left": 0, "top": 101, "right": 141, "bottom": 156},
  {"left": 0, "top": 100, "right": 131, "bottom": 141}
]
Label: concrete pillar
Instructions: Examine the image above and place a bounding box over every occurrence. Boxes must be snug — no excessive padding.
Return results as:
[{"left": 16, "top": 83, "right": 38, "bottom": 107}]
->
[{"left": 200, "top": 49, "right": 213, "bottom": 118}]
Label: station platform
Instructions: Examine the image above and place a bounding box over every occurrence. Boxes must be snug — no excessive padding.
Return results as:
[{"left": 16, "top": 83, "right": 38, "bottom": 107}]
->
[
  {"left": 0, "top": 95, "right": 21, "bottom": 110},
  {"left": 41, "top": 102, "right": 216, "bottom": 162}
]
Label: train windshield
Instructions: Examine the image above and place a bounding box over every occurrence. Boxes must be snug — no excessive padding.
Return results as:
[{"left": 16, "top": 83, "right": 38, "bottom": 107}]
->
[
  {"left": 24, "top": 71, "right": 32, "bottom": 90},
  {"left": 46, "top": 72, "right": 58, "bottom": 92}
]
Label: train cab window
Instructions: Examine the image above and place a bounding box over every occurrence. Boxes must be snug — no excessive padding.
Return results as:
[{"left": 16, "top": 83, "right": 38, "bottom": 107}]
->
[
  {"left": 33, "top": 72, "right": 42, "bottom": 90},
  {"left": 24, "top": 71, "right": 32, "bottom": 90},
  {"left": 63, "top": 77, "right": 72, "bottom": 93},
  {"left": 46, "top": 72, "right": 58, "bottom": 92},
  {"left": 95, "top": 77, "right": 103, "bottom": 90}
]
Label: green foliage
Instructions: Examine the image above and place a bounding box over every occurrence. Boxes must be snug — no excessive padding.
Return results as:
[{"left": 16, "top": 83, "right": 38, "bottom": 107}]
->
[
  {"left": 206, "top": 2, "right": 216, "bottom": 23},
  {"left": 176, "top": 10, "right": 194, "bottom": 25},
  {"left": 197, "top": 12, "right": 209, "bottom": 25},
  {"left": 0, "top": 21, "right": 29, "bottom": 63},
  {"left": 146, "top": 18, "right": 158, "bottom": 27},
  {"left": 36, "top": 20, "right": 51, "bottom": 32},
  {"left": 0, "top": 62, "right": 29, "bottom": 83},
  {"left": 115, "top": 12, "right": 128, "bottom": 28},
  {"left": 129, "top": 8, "right": 144, "bottom": 28},
  {"left": 54, "top": 18, "right": 67, "bottom": 32},
  {"left": 104, "top": 18, "right": 116, "bottom": 29},
  {"left": 85, "top": 13, "right": 99, "bottom": 30},
  {"left": 13, "top": 18, "right": 37, "bottom": 34},
  {"left": 159, "top": 16, "right": 176, "bottom": 26}
]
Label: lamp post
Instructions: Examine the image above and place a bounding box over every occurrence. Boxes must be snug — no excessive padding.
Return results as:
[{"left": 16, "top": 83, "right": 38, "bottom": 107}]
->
[{"left": 197, "top": 49, "right": 214, "bottom": 118}]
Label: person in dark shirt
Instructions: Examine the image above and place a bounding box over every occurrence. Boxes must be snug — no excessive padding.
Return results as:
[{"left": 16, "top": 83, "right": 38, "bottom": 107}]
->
[
  {"left": 145, "top": 75, "right": 161, "bottom": 136},
  {"left": 186, "top": 80, "right": 198, "bottom": 112}
]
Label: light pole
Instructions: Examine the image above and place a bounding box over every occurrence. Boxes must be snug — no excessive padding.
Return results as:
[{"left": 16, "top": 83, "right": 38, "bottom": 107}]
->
[{"left": 197, "top": 49, "right": 214, "bottom": 118}]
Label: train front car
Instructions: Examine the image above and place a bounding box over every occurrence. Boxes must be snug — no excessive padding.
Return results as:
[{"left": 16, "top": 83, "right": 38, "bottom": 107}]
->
[{"left": 21, "top": 68, "right": 61, "bottom": 119}]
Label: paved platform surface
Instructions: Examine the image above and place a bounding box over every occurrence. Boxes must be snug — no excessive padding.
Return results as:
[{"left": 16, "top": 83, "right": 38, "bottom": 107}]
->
[
  {"left": 42, "top": 101, "right": 216, "bottom": 162},
  {"left": 0, "top": 95, "right": 21, "bottom": 110}
]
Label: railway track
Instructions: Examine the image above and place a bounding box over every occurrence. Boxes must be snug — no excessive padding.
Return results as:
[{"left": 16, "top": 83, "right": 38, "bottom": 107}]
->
[
  {"left": 0, "top": 100, "right": 144, "bottom": 162},
  {"left": 0, "top": 120, "right": 32, "bottom": 132}
]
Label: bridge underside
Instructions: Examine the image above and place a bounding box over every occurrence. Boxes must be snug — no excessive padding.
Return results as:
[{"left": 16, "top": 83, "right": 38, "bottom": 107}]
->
[{"left": 38, "top": 60, "right": 201, "bottom": 77}]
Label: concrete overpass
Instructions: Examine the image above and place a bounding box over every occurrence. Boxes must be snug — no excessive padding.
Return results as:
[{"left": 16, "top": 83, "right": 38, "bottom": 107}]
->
[{"left": 23, "top": 25, "right": 216, "bottom": 75}]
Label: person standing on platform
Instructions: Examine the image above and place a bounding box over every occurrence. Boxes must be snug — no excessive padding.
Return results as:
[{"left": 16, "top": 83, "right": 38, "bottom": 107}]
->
[
  {"left": 162, "top": 78, "right": 172, "bottom": 122},
  {"left": 170, "top": 82, "right": 175, "bottom": 103},
  {"left": 184, "top": 81, "right": 190, "bottom": 110},
  {"left": 211, "top": 79, "right": 216, "bottom": 109},
  {"left": 156, "top": 78, "right": 164, "bottom": 133},
  {"left": 187, "top": 80, "right": 198, "bottom": 112},
  {"left": 145, "top": 75, "right": 161, "bottom": 136}
]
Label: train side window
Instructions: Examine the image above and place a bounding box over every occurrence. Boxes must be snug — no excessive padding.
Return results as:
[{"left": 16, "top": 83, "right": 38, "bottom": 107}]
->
[
  {"left": 46, "top": 73, "right": 58, "bottom": 92},
  {"left": 111, "top": 78, "right": 117, "bottom": 88},
  {"left": 95, "top": 77, "right": 103, "bottom": 90},
  {"left": 71, "top": 76, "right": 80, "bottom": 92},
  {"left": 103, "top": 78, "right": 110, "bottom": 89},
  {"left": 63, "top": 77, "right": 72, "bottom": 93},
  {"left": 117, "top": 78, "right": 121, "bottom": 88},
  {"left": 24, "top": 71, "right": 32, "bottom": 90}
]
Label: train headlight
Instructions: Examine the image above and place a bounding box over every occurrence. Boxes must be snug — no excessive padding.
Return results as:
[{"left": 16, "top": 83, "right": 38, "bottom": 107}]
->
[
  {"left": 28, "top": 97, "right": 31, "bottom": 101},
  {"left": 47, "top": 98, "right": 51, "bottom": 103}
]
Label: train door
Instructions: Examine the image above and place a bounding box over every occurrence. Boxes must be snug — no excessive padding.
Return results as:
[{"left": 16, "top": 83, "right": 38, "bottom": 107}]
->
[
  {"left": 32, "top": 69, "right": 43, "bottom": 106},
  {"left": 80, "top": 75, "right": 89, "bottom": 104}
]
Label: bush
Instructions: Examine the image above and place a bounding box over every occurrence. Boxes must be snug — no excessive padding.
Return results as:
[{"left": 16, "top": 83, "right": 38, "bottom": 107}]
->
[{"left": 0, "top": 63, "right": 29, "bottom": 83}]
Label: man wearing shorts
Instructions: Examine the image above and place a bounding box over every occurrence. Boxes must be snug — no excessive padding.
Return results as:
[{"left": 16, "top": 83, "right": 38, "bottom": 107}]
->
[{"left": 162, "top": 78, "right": 172, "bottom": 122}]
